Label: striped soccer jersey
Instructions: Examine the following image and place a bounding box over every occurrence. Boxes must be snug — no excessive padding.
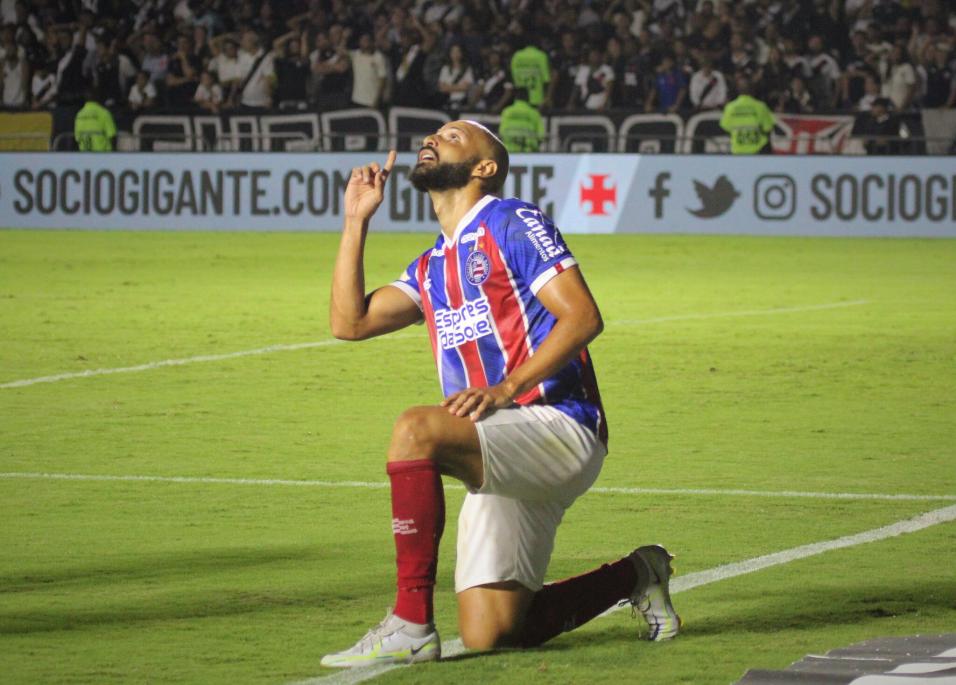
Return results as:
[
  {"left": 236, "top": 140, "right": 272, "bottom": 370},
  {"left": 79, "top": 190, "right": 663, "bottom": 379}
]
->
[{"left": 391, "top": 194, "right": 607, "bottom": 443}]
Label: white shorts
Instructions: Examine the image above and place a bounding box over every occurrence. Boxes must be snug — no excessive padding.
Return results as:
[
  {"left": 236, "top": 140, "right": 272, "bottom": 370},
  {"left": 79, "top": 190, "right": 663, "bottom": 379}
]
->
[{"left": 454, "top": 404, "right": 607, "bottom": 593}]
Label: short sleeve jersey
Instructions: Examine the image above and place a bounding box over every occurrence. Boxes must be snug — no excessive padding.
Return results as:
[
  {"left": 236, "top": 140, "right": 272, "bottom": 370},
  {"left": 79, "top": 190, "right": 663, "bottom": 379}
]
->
[{"left": 392, "top": 195, "right": 607, "bottom": 443}]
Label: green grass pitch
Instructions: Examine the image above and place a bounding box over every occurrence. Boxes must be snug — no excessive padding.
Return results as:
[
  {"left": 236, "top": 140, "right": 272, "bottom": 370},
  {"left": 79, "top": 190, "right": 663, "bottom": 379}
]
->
[{"left": 0, "top": 229, "right": 954, "bottom": 684}]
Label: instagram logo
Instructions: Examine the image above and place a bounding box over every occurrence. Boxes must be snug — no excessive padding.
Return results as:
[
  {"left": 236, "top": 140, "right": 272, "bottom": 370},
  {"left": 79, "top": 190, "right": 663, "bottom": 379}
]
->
[{"left": 754, "top": 174, "right": 796, "bottom": 220}]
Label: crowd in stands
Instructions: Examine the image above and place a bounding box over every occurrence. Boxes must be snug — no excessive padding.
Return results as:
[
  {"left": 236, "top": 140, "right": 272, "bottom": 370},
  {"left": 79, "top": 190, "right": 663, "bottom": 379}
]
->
[{"left": 0, "top": 0, "right": 954, "bottom": 118}]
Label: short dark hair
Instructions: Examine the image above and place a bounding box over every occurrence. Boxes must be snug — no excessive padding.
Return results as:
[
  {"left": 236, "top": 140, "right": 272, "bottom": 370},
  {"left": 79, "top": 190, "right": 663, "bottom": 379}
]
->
[{"left": 479, "top": 130, "right": 509, "bottom": 196}]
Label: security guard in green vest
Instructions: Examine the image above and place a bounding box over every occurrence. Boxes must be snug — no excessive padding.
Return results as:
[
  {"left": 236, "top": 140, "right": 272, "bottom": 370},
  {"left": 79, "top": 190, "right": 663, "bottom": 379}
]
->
[
  {"left": 74, "top": 88, "right": 117, "bottom": 152},
  {"left": 719, "top": 77, "right": 775, "bottom": 154},
  {"left": 499, "top": 88, "right": 545, "bottom": 153}
]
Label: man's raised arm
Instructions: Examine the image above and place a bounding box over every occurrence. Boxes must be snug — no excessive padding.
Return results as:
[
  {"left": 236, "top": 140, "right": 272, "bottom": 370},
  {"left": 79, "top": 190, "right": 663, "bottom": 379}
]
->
[{"left": 330, "top": 150, "right": 423, "bottom": 340}]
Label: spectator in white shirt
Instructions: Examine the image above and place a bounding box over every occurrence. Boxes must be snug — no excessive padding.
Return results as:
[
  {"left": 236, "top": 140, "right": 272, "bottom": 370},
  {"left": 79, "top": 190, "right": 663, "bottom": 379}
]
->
[
  {"left": 128, "top": 69, "right": 156, "bottom": 111},
  {"left": 236, "top": 29, "right": 274, "bottom": 109},
  {"left": 437, "top": 43, "right": 474, "bottom": 110},
  {"left": 31, "top": 61, "right": 56, "bottom": 109},
  {"left": 805, "top": 34, "right": 842, "bottom": 109},
  {"left": 881, "top": 44, "right": 917, "bottom": 110},
  {"left": 572, "top": 46, "right": 615, "bottom": 111},
  {"left": 350, "top": 32, "right": 388, "bottom": 109},
  {"left": 209, "top": 36, "right": 242, "bottom": 99},
  {"left": 1, "top": 48, "right": 28, "bottom": 108},
  {"left": 193, "top": 69, "right": 223, "bottom": 112},
  {"left": 689, "top": 57, "right": 727, "bottom": 110}
]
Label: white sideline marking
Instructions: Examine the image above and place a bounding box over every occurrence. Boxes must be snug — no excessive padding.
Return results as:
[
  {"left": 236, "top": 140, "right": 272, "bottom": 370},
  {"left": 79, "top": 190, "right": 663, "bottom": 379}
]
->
[
  {"left": 0, "top": 334, "right": 419, "bottom": 389},
  {"left": 611, "top": 299, "right": 869, "bottom": 327},
  {"left": 303, "top": 503, "right": 956, "bottom": 685},
  {"left": 1, "top": 472, "right": 954, "bottom": 502},
  {"left": 0, "top": 301, "right": 869, "bottom": 389}
]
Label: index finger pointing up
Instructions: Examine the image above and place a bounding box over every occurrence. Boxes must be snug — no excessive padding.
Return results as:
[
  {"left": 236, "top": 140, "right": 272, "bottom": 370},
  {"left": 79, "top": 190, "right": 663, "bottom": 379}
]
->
[{"left": 383, "top": 150, "right": 397, "bottom": 174}]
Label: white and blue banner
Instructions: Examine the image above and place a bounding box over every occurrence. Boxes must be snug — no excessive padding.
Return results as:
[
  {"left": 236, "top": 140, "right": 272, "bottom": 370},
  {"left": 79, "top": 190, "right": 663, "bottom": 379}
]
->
[{"left": 0, "top": 153, "right": 953, "bottom": 236}]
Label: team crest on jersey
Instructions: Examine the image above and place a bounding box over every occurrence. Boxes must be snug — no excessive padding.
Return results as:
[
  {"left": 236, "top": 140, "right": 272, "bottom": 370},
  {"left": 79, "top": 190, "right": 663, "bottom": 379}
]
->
[{"left": 465, "top": 250, "right": 491, "bottom": 285}]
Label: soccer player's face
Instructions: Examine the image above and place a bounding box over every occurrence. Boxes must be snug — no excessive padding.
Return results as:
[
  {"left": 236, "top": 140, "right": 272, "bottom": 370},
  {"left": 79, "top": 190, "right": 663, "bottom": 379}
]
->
[{"left": 410, "top": 122, "right": 484, "bottom": 192}]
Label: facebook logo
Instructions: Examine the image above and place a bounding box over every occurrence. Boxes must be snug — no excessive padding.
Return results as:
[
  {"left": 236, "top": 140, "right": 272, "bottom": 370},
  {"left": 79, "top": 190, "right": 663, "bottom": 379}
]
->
[{"left": 649, "top": 172, "right": 671, "bottom": 218}]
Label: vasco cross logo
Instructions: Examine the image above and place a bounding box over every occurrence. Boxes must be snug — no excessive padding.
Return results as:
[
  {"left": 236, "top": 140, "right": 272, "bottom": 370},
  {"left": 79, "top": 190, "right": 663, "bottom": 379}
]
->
[
  {"left": 686, "top": 175, "right": 740, "bottom": 218},
  {"left": 579, "top": 174, "right": 617, "bottom": 216}
]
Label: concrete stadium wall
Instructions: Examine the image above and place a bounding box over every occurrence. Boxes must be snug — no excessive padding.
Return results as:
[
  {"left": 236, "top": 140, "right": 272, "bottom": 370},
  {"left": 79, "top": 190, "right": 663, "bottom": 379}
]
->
[{"left": 1, "top": 153, "right": 953, "bottom": 237}]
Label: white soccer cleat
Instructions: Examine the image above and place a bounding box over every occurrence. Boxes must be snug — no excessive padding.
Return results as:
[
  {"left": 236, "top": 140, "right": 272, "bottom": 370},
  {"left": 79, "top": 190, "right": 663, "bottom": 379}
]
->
[
  {"left": 320, "top": 609, "right": 440, "bottom": 668},
  {"left": 629, "top": 544, "right": 682, "bottom": 641}
]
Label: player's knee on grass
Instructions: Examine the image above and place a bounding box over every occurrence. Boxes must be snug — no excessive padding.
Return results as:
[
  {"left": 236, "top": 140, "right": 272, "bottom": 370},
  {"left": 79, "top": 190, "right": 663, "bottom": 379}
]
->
[
  {"left": 388, "top": 406, "right": 442, "bottom": 462},
  {"left": 457, "top": 582, "right": 533, "bottom": 650}
]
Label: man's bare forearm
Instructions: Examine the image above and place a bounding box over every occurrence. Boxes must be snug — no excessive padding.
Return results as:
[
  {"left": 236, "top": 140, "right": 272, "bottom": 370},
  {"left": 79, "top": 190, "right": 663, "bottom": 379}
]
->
[
  {"left": 500, "top": 309, "right": 602, "bottom": 400},
  {"left": 329, "top": 217, "right": 370, "bottom": 339}
]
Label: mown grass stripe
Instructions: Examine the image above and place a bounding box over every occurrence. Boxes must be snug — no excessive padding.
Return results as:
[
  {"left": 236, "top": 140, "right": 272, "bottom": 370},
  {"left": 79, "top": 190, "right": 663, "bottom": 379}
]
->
[
  {"left": 0, "top": 301, "right": 869, "bottom": 389},
  {"left": 1, "top": 471, "right": 953, "bottom": 502}
]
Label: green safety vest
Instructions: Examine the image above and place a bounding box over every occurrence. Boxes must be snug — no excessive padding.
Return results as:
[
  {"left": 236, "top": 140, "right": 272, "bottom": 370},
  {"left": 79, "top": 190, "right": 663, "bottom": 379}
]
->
[
  {"left": 719, "top": 95, "right": 775, "bottom": 154},
  {"left": 74, "top": 101, "right": 117, "bottom": 152},
  {"left": 499, "top": 99, "right": 545, "bottom": 153},
  {"left": 510, "top": 46, "right": 550, "bottom": 107}
]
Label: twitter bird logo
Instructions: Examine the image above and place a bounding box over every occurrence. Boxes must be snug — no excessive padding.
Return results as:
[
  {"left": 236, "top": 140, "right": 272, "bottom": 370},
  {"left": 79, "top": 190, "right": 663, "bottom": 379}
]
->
[{"left": 686, "top": 175, "right": 740, "bottom": 218}]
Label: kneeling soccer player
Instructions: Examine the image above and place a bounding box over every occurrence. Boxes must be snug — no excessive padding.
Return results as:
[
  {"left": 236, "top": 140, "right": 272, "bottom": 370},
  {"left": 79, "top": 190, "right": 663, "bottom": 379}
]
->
[{"left": 323, "top": 121, "right": 681, "bottom": 667}]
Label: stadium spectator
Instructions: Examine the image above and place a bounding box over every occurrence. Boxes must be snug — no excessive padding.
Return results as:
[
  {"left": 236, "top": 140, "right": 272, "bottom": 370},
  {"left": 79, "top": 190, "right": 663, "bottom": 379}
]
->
[
  {"left": 756, "top": 46, "right": 792, "bottom": 106},
  {"left": 881, "top": 44, "right": 918, "bottom": 111},
  {"left": 570, "top": 45, "right": 614, "bottom": 112},
  {"left": 309, "top": 28, "right": 350, "bottom": 111},
  {"left": 1, "top": 46, "right": 28, "bottom": 108},
  {"left": 778, "top": 75, "right": 815, "bottom": 113},
  {"left": 647, "top": 53, "right": 687, "bottom": 114},
  {"left": 273, "top": 31, "right": 310, "bottom": 109},
  {"left": 420, "top": 28, "right": 445, "bottom": 108},
  {"left": 235, "top": 30, "right": 274, "bottom": 110},
  {"left": 5, "top": 0, "right": 952, "bottom": 130},
  {"left": 615, "top": 37, "right": 650, "bottom": 110},
  {"left": 470, "top": 49, "right": 513, "bottom": 113},
  {"left": 547, "top": 30, "right": 579, "bottom": 113},
  {"left": 91, "top": 34, "right": 123, "bottom": 109},
  {"left": 923, "top": 45, "right": 956, "bottom": 108},
  {"left": 128, "top": 69, "right": 157, "bottom": 111},
  {"left": 689, "top": 57, "right": 727, "bottom": 111},
  {"left": 391, "top": 29, "right": 428, "bottom": 107},
  {"left": 30, "top": 60, "right": 56, "bottom": 109},
  {"left": 208, "top": 37, "right": 242, "bottom": 99},
  {"left": 857, "top": 73, "right": 883, "bottom": 111},
  {"left": 252, "top": 1, "right": 283, "bottom": 48},
  {"left": 138, "top": 32, "right": 169, "bottom": 84},
  {"left": 854, "top": 96, "right": 901, "bottom": 154},
  {"left": 437, "top": 43, "right": 473, "bottom": 111},
  {"left": 191, "top": 24, "right": 212, "bottom": 68},
  {"left": 12, "top": 1, "right": 44, "bottom": 47},
  {"left": 499, "top": 86, "right": 544, "bottom": 152},
  {"left": 510, "top": 40, "right": 549, "bottom": 108},
  {"left": 193, "top": 70, "right": 223, "bottom": 113},
  {"left": 805, "top": 34, "right": 842, "bottom": 109},
  {"left": 53, "top": 26, "right": 88, "bottom": 105},
  {"left": 166, "top": 34, "right": 201, "bottom": 108},
  {"left": 350, "top": 32, "right": 388, "bottom": 109}
]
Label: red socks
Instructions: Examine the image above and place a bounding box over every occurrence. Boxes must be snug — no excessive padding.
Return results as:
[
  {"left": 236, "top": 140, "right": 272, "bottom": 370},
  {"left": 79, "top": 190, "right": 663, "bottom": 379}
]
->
[
  {"left": 387, "top": 459, "right": 445, "bottom": 625},
  {"left": 519, "top": 558, "right": 637, "bottom": 647}
]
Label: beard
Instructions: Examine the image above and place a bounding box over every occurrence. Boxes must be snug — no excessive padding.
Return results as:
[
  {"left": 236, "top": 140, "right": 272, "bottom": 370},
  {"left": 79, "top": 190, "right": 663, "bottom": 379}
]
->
[{"left": 410, "top": 155, "right": 479, "bottom": 192}]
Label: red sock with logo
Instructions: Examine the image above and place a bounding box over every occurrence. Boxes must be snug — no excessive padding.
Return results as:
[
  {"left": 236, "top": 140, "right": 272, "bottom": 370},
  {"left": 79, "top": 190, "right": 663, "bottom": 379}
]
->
[
  {"left": 519, "top": 558, "right": 637, "bottom": 647},
  {"left": 387, "top": 459, "right": 445, "bottom": 625}
]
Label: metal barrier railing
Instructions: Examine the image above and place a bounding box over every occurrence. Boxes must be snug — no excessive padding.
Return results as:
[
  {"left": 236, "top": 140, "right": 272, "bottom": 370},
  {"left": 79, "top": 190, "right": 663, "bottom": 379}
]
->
[{"left": 31, "top": 131, "right": 956, "bottom": 155}]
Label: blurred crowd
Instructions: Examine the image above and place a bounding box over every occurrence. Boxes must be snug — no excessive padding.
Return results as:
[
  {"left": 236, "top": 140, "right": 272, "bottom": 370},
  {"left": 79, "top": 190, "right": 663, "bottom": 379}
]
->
[{"left": 0, "top": 0, "right": 954, "bottom": 116}]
